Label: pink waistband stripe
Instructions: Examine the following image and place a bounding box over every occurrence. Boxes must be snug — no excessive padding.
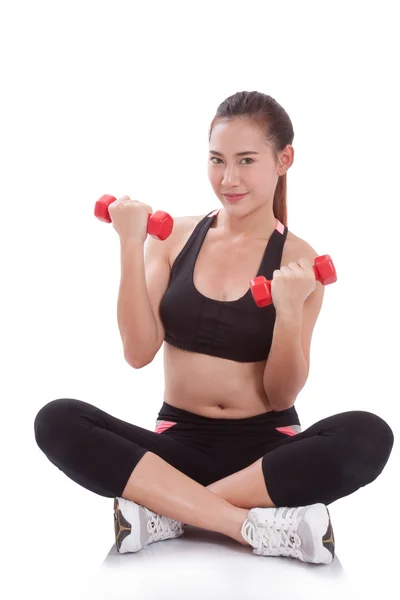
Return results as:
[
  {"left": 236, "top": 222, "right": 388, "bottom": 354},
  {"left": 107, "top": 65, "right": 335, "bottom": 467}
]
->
[
  {"left": 155, "top": 420, "right": 178, "bottom": 434},
  {"left": 275, "top": 426, "right": 298, "bottom": 437}
]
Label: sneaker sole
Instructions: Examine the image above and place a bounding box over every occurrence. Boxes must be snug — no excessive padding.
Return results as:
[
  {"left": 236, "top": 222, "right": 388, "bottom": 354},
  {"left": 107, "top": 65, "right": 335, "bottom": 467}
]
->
[
  {"left": 322, "top": 506, "right": 335, "bottom": 561},
  {"left": 114, "top": 497, "right": 142, "bottom": 554},
  {"left": 304, "top": 503, "right": 335, "bottom": 564}
]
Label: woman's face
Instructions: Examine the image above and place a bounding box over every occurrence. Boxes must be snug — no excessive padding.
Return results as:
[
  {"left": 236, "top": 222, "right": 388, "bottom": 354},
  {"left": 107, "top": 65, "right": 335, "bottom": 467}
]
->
[{"left": 208, "top": 119, "right": 292, "bottom": 209}]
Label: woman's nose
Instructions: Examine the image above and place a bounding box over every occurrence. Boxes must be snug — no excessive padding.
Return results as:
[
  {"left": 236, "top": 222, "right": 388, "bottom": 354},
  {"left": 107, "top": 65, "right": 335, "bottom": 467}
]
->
[{"left": 222, "top": 169, "right": 240, "bottom": 185}]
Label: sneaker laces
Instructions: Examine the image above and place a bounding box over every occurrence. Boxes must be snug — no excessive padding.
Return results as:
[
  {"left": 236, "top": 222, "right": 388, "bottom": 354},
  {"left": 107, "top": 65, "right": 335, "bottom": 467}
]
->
[
  {"left": 146, "top": 512, "right": 181, "bottom": 543},
  {"left": 242, "top": 507, "right": 302, "bottom": 558}
]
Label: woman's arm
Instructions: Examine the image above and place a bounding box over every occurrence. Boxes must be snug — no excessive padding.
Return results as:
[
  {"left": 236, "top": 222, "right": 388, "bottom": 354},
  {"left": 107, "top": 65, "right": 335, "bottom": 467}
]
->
[{"left": 263, "top": 243, "right": 325, "bottom": 410}]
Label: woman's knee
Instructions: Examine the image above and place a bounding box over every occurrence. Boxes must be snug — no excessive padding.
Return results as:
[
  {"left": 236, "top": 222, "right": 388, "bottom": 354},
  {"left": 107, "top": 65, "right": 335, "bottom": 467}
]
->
[
  {"left": 354, "top": 410, "right": 393, "bottom": 447},
  {"left": 34, "top": 398, "right": 86, "bottom": 453},
  {"left": 346, "top": 410, "right": 394, "bottom": 474}
]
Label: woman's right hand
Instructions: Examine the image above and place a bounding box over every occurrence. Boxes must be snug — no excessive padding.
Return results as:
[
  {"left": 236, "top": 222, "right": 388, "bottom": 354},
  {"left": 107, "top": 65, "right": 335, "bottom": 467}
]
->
[{"left": 108, "top": 196, "right": 153, "bottom": 243}]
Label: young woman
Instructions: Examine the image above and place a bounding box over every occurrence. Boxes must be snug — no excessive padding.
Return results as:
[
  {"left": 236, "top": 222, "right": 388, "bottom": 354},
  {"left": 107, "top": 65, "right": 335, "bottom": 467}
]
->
[{"left": 34, "top": 91, "right": 394, "bottom": 564}]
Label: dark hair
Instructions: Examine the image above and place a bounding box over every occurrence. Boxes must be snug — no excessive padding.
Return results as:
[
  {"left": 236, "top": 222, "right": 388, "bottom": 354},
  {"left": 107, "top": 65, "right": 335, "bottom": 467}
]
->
[{"left": 208, "top": 91, "right": 294, "bottom": 227}]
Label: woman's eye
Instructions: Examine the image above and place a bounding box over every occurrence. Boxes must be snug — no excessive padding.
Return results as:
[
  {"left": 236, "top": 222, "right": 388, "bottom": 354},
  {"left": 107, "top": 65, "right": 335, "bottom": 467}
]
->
[{"left": 209, "top": 157, "right": 253, "bottom": 165}]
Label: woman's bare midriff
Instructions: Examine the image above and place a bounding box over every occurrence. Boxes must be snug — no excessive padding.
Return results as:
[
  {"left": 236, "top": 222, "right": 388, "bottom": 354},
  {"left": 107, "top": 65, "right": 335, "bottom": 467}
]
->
[{"left": 161, "top": 213, "right": 296, "bottom": 420}]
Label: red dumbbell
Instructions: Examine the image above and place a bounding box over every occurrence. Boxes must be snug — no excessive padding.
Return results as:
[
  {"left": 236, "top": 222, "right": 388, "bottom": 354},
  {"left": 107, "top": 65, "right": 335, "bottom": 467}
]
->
[
  {"left": 250, "top": 254, "right": 337, "bottom": 308},
  {"left": 94, "top": 194, "right": 174, "bottom": 241}
]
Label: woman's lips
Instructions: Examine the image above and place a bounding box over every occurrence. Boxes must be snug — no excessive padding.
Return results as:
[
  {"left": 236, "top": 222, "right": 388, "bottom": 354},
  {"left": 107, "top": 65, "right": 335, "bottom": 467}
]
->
[{"left": 224, "top": 193, "right": 247, "bottom": 202}]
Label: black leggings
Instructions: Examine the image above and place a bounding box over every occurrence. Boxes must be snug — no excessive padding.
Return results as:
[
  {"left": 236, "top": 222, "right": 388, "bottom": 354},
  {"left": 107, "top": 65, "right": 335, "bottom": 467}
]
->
[{"left": 34, "top": 398, "right": 394, "bottom": 507}]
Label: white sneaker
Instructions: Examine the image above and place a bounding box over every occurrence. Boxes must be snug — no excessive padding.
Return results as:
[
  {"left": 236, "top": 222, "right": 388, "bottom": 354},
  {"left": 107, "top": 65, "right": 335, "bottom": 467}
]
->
[
  {"left": 114, "top": 497, "right": 184, "bottom": 554},
  {"left": 241, "top": 503, "right": 335, "bottom": 564}
]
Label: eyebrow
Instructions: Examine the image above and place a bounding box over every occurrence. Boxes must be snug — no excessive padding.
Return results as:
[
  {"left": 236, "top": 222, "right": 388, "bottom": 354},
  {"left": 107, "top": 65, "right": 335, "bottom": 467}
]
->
[{"left": 209, "top": 150, "right": 259, "bottom": 157}]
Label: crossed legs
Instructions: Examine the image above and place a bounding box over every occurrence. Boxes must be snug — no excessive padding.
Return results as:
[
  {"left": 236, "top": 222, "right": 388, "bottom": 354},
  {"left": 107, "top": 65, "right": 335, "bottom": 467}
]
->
[
  {"left": 121, "top": 452, "right": 274, "bottom": 546},
  {"left": 206, "top": 456, "right": 276, "bottom": 509},
  {"left": 120, "top": 410, "right": 394, "bottom": 547}
]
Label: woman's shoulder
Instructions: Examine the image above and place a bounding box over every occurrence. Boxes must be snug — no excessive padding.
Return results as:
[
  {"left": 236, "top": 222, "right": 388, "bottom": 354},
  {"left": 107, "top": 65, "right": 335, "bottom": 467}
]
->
[
  {"left": 171, "top": 214, "right": 207, "bottom": 237},
  {"left": 173, "top": 213, "right": 211, "bottom": 238},
  {"left": 166, "top": 214, "right": 208, "bottom": 269},
  {"left": 283, "top": 229, "right": 320, "bottom": 264}
]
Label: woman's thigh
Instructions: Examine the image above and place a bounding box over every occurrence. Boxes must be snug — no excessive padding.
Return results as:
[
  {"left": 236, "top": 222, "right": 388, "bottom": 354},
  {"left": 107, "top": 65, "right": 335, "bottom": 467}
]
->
[
  {"left": 34, "top": 398, "right": 214, "bottom": 497},
  {"left": 259, "top": 409, "right": 394, "bottom": 506}
]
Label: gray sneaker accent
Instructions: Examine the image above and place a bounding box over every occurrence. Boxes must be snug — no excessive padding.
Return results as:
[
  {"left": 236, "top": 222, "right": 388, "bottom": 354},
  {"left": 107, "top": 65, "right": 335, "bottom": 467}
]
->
[
  {"left": 297, "top": 517, "right": 315, "bottom": 561},
  {"left": 139, "top": 507, "right": 152, "bottom": 547}
]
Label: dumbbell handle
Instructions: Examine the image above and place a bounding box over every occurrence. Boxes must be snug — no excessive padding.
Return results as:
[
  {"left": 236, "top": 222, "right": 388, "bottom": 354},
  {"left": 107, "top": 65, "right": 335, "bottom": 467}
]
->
[
  {"left": 250, "top": 254, "right": 337, "bottom": 308},
  {"left": 94, "top": 194, "right": 174, "bottom": 241}
]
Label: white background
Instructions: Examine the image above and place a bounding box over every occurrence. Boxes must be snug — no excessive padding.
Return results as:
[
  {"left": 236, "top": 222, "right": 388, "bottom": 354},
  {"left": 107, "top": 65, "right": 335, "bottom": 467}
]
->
[{"left": 1, "top": 1, "right": 399, "bottom": 598}]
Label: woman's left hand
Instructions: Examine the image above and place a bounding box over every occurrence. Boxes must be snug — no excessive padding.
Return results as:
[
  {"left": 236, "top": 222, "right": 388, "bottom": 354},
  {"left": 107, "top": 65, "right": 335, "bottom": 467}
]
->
[{"left": 270, "top": 257, "right": 316, "bottom": 314}]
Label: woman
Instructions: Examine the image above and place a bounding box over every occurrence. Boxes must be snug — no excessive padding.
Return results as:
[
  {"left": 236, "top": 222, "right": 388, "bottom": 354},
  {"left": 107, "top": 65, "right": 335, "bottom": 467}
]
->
[{"left": 34, "top": 91, "right": 394, "bottom": 564}]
